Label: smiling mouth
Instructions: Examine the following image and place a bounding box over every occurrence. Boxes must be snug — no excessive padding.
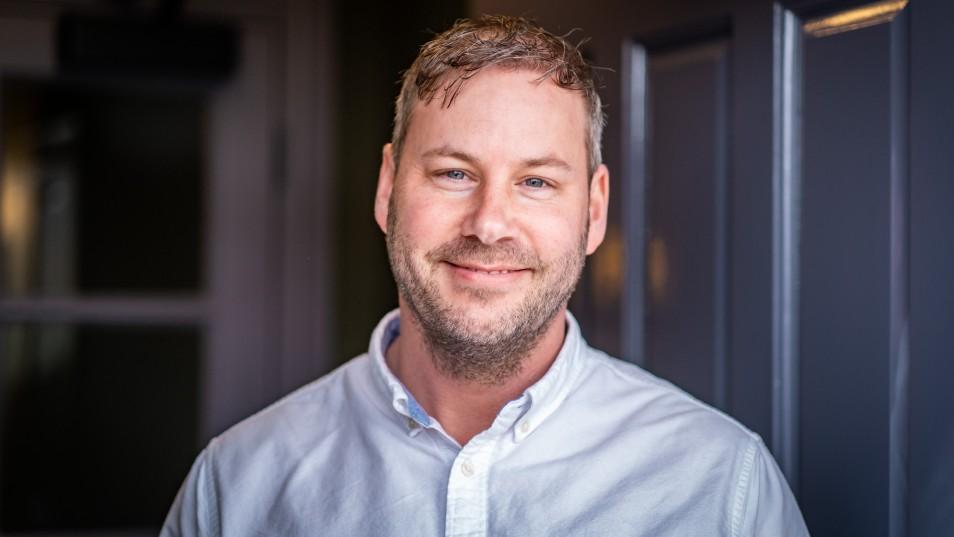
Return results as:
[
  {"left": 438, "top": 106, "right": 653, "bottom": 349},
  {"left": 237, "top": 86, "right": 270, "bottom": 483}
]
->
[{"left": 444, "top": 261, "right": 529, "bottom": 275}]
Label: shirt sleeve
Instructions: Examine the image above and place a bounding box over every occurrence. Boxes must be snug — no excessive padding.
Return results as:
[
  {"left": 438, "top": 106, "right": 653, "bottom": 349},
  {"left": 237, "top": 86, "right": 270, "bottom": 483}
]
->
[
  {"left": 735, "top": 436, "right": 811, "bottom": 537},
  {"left": 160, "top": 443, "right": 221, "bottom": 537}
]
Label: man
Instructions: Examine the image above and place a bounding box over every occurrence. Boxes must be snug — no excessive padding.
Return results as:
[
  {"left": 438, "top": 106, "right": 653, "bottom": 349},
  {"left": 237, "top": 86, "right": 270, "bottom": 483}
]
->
[{"left": 163, "top": 15, "right": 809, "bottom": 536}]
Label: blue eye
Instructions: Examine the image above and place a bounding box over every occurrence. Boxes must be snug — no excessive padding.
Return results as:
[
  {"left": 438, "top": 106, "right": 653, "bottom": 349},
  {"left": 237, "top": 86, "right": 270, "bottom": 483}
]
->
[
  {"left": 445, "top": 170, "right": 467, "bottom": 180},
  {"left": 524, "top": 177, "right": 547, "bottom": 188}
]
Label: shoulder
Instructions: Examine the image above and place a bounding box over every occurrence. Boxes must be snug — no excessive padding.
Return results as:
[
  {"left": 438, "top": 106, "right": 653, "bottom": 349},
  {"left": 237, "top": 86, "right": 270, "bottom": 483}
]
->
[
  {"left": 162, "top": 355, "right": 380, "bottom": 535},
  {"left": 563, "top": 347, "right": 793, "bottom": 528},
  {"left": 574, "top": 346, "right": 760, "bottom": 451},
  {"left": 524, "top": 344, "right": 805, "bottom": 531},
  {"left": 207, "top": 354, "right": 375, "bottom": 474}
]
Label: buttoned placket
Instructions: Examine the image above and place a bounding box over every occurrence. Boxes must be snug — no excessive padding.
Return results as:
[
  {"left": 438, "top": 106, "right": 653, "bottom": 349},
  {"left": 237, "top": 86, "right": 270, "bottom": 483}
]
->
[
  {"left": 444, "top": 397, "right": 527, "bottom": 537},
  {"left": 369, "top": 309, "right": 586, "bottom": 537},
  {"left": 388, "top": 387, "right": 532, "bottom": 537}
]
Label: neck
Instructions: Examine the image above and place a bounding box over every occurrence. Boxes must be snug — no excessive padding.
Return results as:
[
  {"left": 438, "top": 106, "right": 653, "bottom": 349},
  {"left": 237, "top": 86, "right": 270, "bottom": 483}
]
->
[{"left": 385, "top": 304, "right": 567, "bottom": 446}]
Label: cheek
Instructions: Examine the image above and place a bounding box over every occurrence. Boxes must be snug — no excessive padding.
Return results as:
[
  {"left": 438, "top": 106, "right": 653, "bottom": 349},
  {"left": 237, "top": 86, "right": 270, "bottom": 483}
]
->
[
  {"left": 393, "top": 194, "right": 461, "bottom": 243},
  {"left": 527, "top": 208, "right": 588, "bottom": 257}
]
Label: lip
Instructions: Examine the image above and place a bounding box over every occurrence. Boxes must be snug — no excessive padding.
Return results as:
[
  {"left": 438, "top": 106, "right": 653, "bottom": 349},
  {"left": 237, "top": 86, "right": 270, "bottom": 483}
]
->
[
  {"left": 446, "top": 261, "right": 527, "bottom": 274},
  {"left": 443, "top": 261, "right": 530, "bottom": 283}
]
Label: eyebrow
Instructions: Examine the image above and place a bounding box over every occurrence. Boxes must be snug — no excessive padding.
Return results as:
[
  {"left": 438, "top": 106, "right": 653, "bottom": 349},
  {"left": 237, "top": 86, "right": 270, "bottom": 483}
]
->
[
  {"left": 420, "top": 145, "right": 573, "bottom": 171},
  {"left": 421, "top": 146, "right": 479, "bottom": 165},
  {"left": 522, "top": 156, "right": 572, "bottom": 171}
]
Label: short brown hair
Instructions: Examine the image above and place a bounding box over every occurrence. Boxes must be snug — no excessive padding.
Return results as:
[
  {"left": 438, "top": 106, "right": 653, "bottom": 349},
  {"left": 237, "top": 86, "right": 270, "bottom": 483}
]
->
[{"left": 391, "top": 15, "right": 605, "bottom": 175}]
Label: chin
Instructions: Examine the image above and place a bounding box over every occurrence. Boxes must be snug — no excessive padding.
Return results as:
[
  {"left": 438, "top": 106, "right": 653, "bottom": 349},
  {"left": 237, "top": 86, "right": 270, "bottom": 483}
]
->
[
  {"left": 444, "top": 283, "right": 524, "bottom": 311},
  {"left": 445, "top": 298, "right": 523, "bottom": 330}
]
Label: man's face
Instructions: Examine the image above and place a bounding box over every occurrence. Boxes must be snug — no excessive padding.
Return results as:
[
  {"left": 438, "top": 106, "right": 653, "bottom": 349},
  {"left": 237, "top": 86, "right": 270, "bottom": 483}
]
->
[{"left": 376, "top": 67, "right": 609, "bottom": 383}]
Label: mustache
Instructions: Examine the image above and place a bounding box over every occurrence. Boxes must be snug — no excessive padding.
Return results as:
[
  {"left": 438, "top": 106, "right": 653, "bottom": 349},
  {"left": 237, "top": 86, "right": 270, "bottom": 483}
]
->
[{"left": 425, "top": 237, "right": 541, "bottom": 269}]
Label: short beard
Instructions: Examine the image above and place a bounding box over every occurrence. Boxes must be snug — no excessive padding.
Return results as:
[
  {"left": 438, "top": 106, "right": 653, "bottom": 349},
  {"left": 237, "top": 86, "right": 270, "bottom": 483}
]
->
[{"left": 386, "top": 200, "right": 587, "bottom": 385}]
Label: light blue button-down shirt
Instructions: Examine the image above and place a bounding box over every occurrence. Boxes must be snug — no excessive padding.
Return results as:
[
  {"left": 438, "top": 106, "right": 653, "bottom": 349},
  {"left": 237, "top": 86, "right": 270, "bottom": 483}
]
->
[{"left": 162, "top": 310, "right": 809, "bottom": 536}]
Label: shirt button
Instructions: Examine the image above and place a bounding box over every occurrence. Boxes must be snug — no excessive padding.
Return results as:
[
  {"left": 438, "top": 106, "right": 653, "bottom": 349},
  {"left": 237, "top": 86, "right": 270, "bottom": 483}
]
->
[
  {"left": 519, "top": 421, "right": 530, "bottom": 433},
  {"left": 461, "top": 459, "right": 475, "bottom": 477},
  {"left": 407, "top": 417, "right": 418, "bottom": 430}
]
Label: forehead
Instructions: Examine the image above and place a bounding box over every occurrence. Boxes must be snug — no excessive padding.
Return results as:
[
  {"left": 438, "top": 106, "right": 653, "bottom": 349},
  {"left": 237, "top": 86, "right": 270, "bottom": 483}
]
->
[{"left": 404, "top": 67, "right": 589, "bottom": 171}]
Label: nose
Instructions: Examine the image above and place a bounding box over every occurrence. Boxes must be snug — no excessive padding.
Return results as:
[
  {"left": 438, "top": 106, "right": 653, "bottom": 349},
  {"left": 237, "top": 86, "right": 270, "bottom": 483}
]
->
[{"left": 461, "top": 182, "right": 514, "bottom": 244}]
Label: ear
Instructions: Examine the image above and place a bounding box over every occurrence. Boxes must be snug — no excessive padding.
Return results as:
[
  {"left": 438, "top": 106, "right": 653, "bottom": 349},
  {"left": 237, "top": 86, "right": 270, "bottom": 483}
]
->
[
  {"left": 374, "top": 143, "right": 396, "bottom": 234},
  {"left": 585, "top": 164, "right": 610, "bottom": 255}
]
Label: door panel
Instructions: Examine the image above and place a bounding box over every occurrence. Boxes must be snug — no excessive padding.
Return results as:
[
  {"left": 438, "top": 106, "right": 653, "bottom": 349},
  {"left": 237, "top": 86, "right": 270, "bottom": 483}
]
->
[
  {"left": 0, "top": 323, "right": 199, "bottom": 530},
  {"left": 909, "top": 1, "right": 954, "bottom": 536},
  {"left": 644, "top": 39, "right": 731, "bottom": 410},
  {"left": 798, "top": 13, "right": 899, "bottom": 536}
]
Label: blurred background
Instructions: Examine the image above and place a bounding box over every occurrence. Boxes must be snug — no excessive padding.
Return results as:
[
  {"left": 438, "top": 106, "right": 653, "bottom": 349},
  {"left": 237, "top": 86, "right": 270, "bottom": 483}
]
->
[{"left": 0, "top": 0, "right": 951, "bottom": 535}]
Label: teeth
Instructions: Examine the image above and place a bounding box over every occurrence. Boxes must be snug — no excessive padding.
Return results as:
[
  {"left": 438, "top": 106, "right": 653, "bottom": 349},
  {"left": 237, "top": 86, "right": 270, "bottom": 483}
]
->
[{"left": 467, "top": 267, "right": 510, "bottom": 274}]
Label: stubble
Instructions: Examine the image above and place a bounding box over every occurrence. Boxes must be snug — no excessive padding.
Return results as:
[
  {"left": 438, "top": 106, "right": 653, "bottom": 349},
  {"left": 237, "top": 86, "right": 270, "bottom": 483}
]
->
[{"left": 386, "top": 197, "right": 587, "bottom": 385}]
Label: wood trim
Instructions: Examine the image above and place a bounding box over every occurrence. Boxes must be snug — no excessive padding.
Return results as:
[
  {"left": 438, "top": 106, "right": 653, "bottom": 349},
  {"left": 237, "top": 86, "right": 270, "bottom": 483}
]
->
[
  {"left": 620, "top": 40, "right": 648, "bottom": 366},
  {"left": 0, "top": 297, "right": 205, "bottom": 324},
  {"left": 279, "top": 0, "right": 336, "bottom": 393},
  {"left": 887, "top": 8, "right": 910, "bottom": 537},
  {"left": 771, "top": 4, "right": 802, "bottom": 493},
  {"left": 712, "top": 43, "right": 730, "bottom": 411}
]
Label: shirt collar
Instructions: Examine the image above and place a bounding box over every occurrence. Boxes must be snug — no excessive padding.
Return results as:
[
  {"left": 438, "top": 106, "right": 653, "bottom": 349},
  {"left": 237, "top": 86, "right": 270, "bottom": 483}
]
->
[
  {"left": 369, "top": 309, "right": 431, "bottom": 436},
  {"left": 368, "top": 308, "right": 586, "bottom": 442}
]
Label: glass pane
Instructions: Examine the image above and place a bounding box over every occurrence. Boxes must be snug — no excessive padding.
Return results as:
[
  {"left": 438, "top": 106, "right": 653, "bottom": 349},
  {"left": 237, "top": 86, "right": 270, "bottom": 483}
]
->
[
  {"left": 0, "top": 77, "right": 205, "bottom": 297},
  {"left": 0, "top": 323, "right": 200, "bottom": 531}
]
